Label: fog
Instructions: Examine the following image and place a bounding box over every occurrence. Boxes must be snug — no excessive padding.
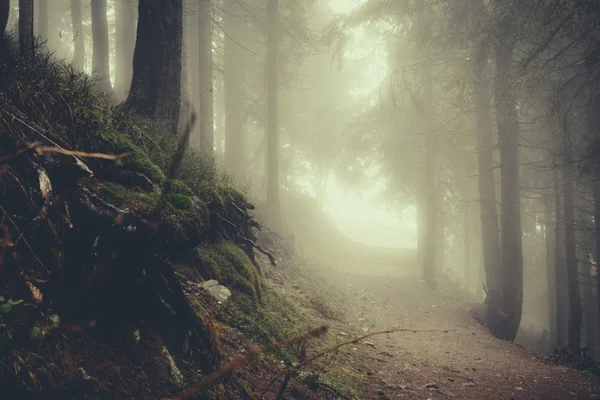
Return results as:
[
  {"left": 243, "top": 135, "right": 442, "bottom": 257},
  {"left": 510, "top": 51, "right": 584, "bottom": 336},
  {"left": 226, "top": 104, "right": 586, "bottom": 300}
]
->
[{"left": 5, "top": 0, "right": 600, "bottom": 363}]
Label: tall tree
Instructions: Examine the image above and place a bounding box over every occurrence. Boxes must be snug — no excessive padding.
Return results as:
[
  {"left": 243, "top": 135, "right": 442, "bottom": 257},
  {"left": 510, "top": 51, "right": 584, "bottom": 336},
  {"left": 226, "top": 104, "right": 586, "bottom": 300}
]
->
[
  {"left": 562, "top": 140, "right": 582, "bottom": 350},
  {"left": 197, "top": 0, "right": 214, "bottom": 153},
  {"left": 19, "top": 0, "right": 34, "bottom": 60},
  {"left": 554, "top": 160, "right": 568, "bottom": 347},
  {"left": 71, "top": 0, "right": 85, "bottom": 70},
  {"left": 492, "top": 3, "right": 523, "bottom": 341},
  {"left": 91, "top": 0, "right": 113, "bottom": 94},
  {"left": 472, "top": 0, "right": 501, "bottom": 302},
  {"left": 222, "top": 0, "right": 247, "bottom": 174},
  {"left": 543, "top": 176, "right": 557, "bottom": 347},
  {"left": 1, "top": 0, "right": 9, "bottom": 33},
  {"left": 114, "top": 0, "right": 137, "bottom": 100},
  {"left": 265, "top": 0, "right": 281, "bottom": 226},
  {"left": 127, "top": 0, "right": 183, "bottom": 131}
]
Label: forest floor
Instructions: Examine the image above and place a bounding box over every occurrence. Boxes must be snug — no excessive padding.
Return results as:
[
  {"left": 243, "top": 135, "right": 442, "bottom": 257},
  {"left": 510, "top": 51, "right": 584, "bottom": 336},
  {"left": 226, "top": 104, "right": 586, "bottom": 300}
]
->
[{"left": 266, "top": 258, "right": 600, "bottom": 400}]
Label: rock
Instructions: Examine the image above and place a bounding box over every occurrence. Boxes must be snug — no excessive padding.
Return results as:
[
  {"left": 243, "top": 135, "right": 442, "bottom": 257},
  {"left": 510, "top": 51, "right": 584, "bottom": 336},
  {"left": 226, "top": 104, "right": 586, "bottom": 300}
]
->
[
  {"left": 364, "top": 341, "right": 376, "bottom": 347},
  {"left": 207, "top": 285, "right": 232, "bottom": 302},
  {"left": 202, "top": 280, "right": 219, "bottom": 289},
  {"left": 436, "top": 388, "right": 456, "bottom": 397},
  {"left": 339, "top": 331, "right": 350, "bottom": 337},
  {"left": 424, "top": 382, "right": 439, "bottom": 389},
  {"left": 462, "top": 382, "right": 475, "bottom": 387}
]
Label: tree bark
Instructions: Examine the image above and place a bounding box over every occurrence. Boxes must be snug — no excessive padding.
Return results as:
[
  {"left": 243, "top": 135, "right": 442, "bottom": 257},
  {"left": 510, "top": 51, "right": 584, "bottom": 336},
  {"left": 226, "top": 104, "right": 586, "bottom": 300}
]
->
[
  {"left": 473, "top": 37, "right": 501, "bottom": 298},
  {"left": 197, "top": 0, "right": 214, "bottom": 154},
  {"left": 127, "top": 0, "right": 183, "bottom": 132},
  {"left": 594, "top": 182, "right": 600, "bottom": 352},
  {"left": 464, "top": 198, "right": 471, "bottom": 291},
  {"left": 543, "top": 179, "right": 557, "bottom": 348},
  {"left": 265, "top": 0, "right": 281, "bottom": 226},
  {"left": 562, "top": 144, "right": 582, "bottom": 351},
  {"left": 493, "top": 9, "right": 523, "bottom": 341},
  {"left": 222, "top": 0, "right": 246, "bottom": 174},
  {"left": 1, "top": 0, "right": 9, "bottom": 34},
  {"left": 114, "top": 0, "right": 137, "bottom": 101},
  {"left": 554, "top": 163, "right": 568, "bottom": 347},
  {"left": 18, "top": 0, "right": 34, "bottom": 60},
  {"left": 91, "top": 0, "right": 113, "bottom": 95},
  {"left": 71, "top": 0, "right": 85, "bottom": 70}
]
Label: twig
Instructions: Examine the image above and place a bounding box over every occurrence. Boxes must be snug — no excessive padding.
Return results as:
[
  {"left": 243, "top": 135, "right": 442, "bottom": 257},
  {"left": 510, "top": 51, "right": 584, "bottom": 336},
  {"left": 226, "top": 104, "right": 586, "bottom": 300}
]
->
[
  {"left": 0, "top": 141, "right": 128, "bottom": 164},
  {"left": 0, "top": 206, "right": 50, "bottom": 274},
  {"left": 259, "top": 327, "right": 453, "bottom": 399},
  {"left": 170, "top": 325, "right": 328, "bottom": 400}
]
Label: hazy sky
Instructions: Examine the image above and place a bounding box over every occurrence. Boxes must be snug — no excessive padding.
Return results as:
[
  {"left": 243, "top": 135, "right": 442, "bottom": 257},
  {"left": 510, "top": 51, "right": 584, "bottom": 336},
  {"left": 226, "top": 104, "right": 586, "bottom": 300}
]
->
[{"left": 317, "top": 0, "right": 416, "bottom": 249}]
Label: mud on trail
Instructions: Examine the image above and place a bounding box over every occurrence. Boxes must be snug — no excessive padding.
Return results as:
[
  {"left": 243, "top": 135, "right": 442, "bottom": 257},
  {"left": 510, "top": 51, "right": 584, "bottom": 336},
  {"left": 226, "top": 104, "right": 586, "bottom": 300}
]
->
[{"left": 284, "top": 263, "right": 600, "bottom": 400}]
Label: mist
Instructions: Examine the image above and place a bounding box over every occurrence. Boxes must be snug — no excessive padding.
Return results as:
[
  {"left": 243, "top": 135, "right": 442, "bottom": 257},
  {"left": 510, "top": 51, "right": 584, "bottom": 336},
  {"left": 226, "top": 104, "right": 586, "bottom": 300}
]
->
[{"left": 2, "top": 0, "right": 600, "bottom": 398}]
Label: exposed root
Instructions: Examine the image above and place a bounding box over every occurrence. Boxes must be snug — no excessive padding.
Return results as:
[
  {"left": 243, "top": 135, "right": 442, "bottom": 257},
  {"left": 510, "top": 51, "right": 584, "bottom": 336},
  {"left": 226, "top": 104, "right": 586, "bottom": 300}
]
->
[{"left": 170, "top": 325, "right": 329, "bottom": 400}]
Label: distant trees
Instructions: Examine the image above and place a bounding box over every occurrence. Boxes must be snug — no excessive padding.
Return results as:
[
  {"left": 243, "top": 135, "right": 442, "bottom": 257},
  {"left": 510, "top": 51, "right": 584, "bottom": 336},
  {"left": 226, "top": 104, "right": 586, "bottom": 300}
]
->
[
  {"left": 114, "top": 0, "right": 137, "bottom": 100},
  {"left": 71, "top": 0, "right": 85, "bottom": 70},
  {"left": 222, "top": 0, "right": 247, "bottom": 175},
  {"left": 127, "top": 0, "right": 183, "bottom": 131},
  {"left": 265, "top": 0, "right": 281, "bottom": 226},
  {"left": 196, "top": 0, "right": 213, "bottom": 154},
  {"left": 91, "top": 0, "right": 113, "bottom": 94}
]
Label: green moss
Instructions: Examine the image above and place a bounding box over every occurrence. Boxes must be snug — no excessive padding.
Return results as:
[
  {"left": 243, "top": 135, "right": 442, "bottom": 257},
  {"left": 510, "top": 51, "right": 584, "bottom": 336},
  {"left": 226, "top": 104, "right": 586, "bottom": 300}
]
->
[
  {"left": 95, "top": 129, "right": 165, "bottom": 183},
  {"left": 170, "top": 179, "right": 194, "bottom": 196},
  {"left": 99, "top": 182, "right": 161, "bottom": 208},
  {"left": 170, "top": 194, "right": 193, "bottom": 210}
]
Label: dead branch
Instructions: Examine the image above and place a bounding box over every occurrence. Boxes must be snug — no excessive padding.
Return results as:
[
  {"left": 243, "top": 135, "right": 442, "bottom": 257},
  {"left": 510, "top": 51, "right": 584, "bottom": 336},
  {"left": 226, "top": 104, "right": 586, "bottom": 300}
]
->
[
  {"left": 170, "top": 325, "right": 328, "bottom": 400},
  {"left": 259, "top": 327, "right": 453, "bottom": 399},
  {"left": 0, "top": 141, "right": 128, "bottom": 164}
]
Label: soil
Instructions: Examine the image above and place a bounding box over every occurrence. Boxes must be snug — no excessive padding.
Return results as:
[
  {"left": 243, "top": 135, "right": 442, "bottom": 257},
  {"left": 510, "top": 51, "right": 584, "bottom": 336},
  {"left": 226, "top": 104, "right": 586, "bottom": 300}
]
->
[{"left": 265, "top": 260, "right": 600, "bottom": 400}]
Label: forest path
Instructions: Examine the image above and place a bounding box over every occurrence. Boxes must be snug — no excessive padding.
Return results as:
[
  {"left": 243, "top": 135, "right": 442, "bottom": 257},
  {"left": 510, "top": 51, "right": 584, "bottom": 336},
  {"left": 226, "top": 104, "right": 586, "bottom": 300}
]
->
[{"left": 312, "top": 266, "right": 600, "bottom": 400}]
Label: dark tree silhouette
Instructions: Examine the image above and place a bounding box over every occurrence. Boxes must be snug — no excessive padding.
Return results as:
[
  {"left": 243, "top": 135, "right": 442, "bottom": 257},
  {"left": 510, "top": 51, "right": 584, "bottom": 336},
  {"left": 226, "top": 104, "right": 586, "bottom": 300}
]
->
[
  {"left": 127, "top": 0, "right": 183, "bottom": 131},
  {"left": 0, "top": 0, "right": 9, "bottom": 34},
  {"left": 19, "top": 0, "right": 34, "bottom": 60}
]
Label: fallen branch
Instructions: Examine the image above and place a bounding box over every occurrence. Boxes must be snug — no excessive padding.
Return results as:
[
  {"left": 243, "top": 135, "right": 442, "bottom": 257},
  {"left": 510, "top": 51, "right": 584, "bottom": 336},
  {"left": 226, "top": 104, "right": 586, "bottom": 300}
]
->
[
  {"left": 0, "top": 141, "right": 128, "bottom": 164},
  {"left": 259, "top": 327, "right": 453, "bottom": 399},
  {"left": 170, "top": 325, "right": 328, "bottom": 400}
]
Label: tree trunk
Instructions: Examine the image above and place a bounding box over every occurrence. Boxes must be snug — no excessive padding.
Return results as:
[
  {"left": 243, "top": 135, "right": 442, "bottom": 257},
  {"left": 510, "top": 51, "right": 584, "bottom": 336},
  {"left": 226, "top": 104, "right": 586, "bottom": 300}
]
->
[
  {"left": 1, "top": 0, "right": 9, "bottom": 34},
  {"left": 222, "top": 0, "right": 246, "bottom": 175},
  {"left": 562, "top": 145, "right": 582, "bottom": 351},
  {"left": 18, "top": 0, "right": 33, "bottom": 60},
  {"left": 37, "top": 0, "right": 47, "bottom": 43},
  {"left": 265, "top": 0, "right": 281, "bottom": 227},
  {"left": 197, "top": 0, "right": 214, "bottom": 154},
  {"left": 492, "top": 10, "right": 523, "bottom": 341},
  {"left": 114, "top": 0, "right": 137, "bottom": 101},
  {"left": 473, "top": 37, "right": 501, "bottom": 298},
  {"left": 416, "top": 5, "right": 437, "bottom": 289},
  {"left": 71, "top": 0, "right": 85, "bottom": 70},
  {"left": 127, "top": 0, "right": 183, "bottom": 132},
  {"left": 543, "top": 180, "right": 557, "bottom": 348},
  {"left": 91, "top": 0, "right": 113, "bottom": 95},
  {"left": 595, "top": 182, "right": 600, "bottom": 353},
  {"left": 464, "top": 199, "right": 472, "bottom": 291},
  {"left": 554, "top": 163, "right": 568, "bottom": 347}
]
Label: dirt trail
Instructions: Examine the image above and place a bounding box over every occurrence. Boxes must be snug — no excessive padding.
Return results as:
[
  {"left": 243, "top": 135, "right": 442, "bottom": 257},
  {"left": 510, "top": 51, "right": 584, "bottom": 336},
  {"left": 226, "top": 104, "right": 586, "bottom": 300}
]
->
[{"left": 313, "top": 266, "right": 600, "bottom": 400}]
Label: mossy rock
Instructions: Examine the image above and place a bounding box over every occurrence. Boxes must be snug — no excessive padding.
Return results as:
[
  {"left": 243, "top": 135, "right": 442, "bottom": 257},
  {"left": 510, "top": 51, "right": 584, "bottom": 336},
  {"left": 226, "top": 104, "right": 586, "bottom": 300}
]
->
[
  {"left": 94, "top": 129, "right": 165, "bottom": 184},
  {"left": 169, "top": 193, "right": 193, "bottom": 210}
]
